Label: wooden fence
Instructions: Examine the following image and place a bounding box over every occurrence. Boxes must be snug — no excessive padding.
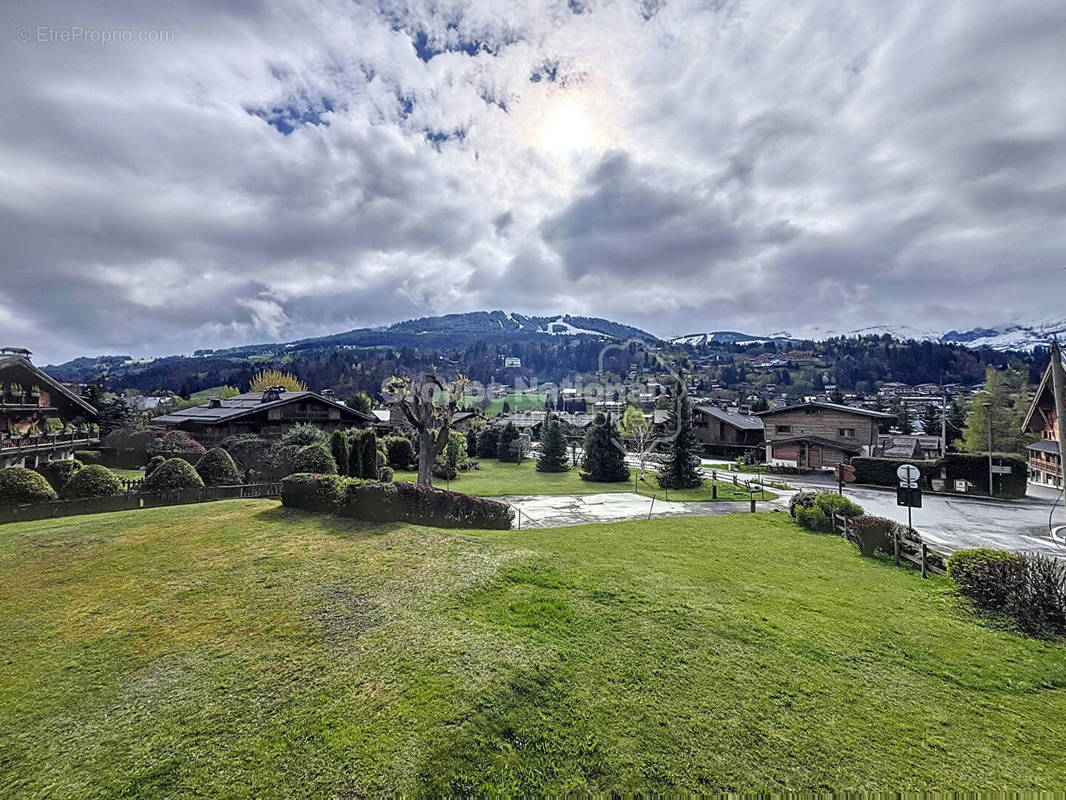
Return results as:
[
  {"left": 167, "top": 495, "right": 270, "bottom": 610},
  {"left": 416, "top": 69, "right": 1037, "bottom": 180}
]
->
[
  {"left": 0, "top": 483, "right": 282, "bottom": 525},
  {"left": 830, "top": 512, "right": 947, "bottom": 578}
]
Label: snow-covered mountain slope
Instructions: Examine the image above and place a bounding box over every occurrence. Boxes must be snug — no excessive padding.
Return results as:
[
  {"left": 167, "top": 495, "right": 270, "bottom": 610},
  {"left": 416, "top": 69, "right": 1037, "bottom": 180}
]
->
[{"left": 939, "top": 318, "right": 1066, "bottom": 351}]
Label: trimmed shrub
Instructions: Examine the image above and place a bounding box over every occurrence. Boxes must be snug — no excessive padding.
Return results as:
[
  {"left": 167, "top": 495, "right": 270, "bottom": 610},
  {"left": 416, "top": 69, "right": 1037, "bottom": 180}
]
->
[
  {"left": 145, "top": 455, "right": 166, "bottom": 477},
  {"left": 35, "top": 459, "right": 82, "bottom": 492},
  {"left": 339, "top": 480, "right": 513, "bottom": 529},
  {"left": 359, "top": 429, "right": 379, "bottom": 479},
  {"left": 941, "top": 452, "right": 1027, "bottom": 498},
  {"left": 377, "top": 465, "right": 394, "bottom": 483},
  {"left": 281, "top": 473, "right": 347, "bottom": 512},
  {"left": 788, "top": 491, "right": 818, "bottom": 518},
  {"left": 852, "top": 457, "right": 937, "bottom": 488},
  {"left": 292, "top": 443, "right": 338, "bottom": 475},
  {"left": 848, "top": 515, "right": 898, "bottom": 557},
  {"left": 330, "top": 430, "right": 349, "bottom": 477},
  {"left": 196, "top": 447, "right": 242, "bottom": 486},
  {"left": 141, "top": 458, "right": 204, "bottom": 492},
  {"left": 383, "top": 435, "right": 415, "bottom": 470},
  {"left": 226, "top": 437, "right": 273, "bottom": 478},
  {"left": 149, "top": 430, "right": 206, "bottom": 457},
  {"left": 269, "top": 443, "right": 301, "bottom": 479},
  {"left": 74, "top": 449, "right": 104, "bottom": 466},
  {"left": 794, "top": 505, "right": 827, "bottom": 532},
  {"left": 61, "top": 464, "right": 123, "bottom": 499},
  {"left": 0, "top": 467, "right": 58, "bottom": 504},
  {"left": 948, "top": 549, "right": 1025, "bottom": 614}
]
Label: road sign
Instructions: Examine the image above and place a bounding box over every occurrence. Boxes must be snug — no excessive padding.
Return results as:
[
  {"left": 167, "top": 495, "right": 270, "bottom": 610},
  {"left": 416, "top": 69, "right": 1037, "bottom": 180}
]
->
[
  {"left": 897, "top": 486, "right": 922, "bottom": 508},
  {"left": 991, "top": 465, "right": 1011, "bottom": 475},
  {"left": 897, "top": 464, "right": 921, "bottom": 484}
]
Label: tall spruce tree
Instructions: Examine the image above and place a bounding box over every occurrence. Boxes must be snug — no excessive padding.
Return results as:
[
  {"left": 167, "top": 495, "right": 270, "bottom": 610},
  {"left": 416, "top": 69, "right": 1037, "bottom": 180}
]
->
[
  {"left": 657, "top": 378, "right": 702, "bottom": 489},
  {"left": 537, "top": 414, "right": 570, "bottom": 473},
  {"left": 580, "top": 413, "right": 630, "bottom": 482},
  {"left": 918, "top": 404, "right": 941, "bottom": 437}
]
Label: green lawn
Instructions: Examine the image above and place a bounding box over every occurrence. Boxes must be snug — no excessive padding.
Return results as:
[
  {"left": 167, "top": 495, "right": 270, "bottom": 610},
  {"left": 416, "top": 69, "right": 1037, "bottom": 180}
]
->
[
  {"left": 461, "top": 391, "right": 547, "bottom": 415},
  {"left": 1, "top": 500, "right": 1063, "bottom": 795},
  {"left": 108, "top": 468, "right": 145, "bottom": 481},
  {"left": 395, "top": 458, "right": 769, "bottom": 501}
]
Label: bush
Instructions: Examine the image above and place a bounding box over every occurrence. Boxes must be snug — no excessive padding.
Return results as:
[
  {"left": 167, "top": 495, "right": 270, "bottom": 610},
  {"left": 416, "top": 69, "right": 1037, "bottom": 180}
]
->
[
  {"left": 948, "top": 549, "right": 1025, "bottom": 614},
  {"left": 141, "top": 458, "right": 204, "bottom": 492},
  {"left": 281, "top": 473, "right": 347, "bottom": 512},
  {"left": 851, "top": 457, "right": 937, "bottom": 488},
  {"left": 269, "top": 443, "right": 301, "bottom": 479},
  {"left": 848, "top": 515, "right": 898, "bottom": 557},
  {"left": 850, "top": 454, "right": 1028, "bottom": 498},
  {"left": 196, "top": 447, "right": 242, "bottom": 486},
  {"left": 281, "top": 423, "right": 329, "bottom": 448},
  {"left": 477, "top": 427, "right": 500, "bottom": 459},
  {"left": 292, "top": 443, "right": 338, "bottom": 475},
  {"left": 383, "top": 435, "right": 415, "bottom": 470},
  {"left": 788, "top": 491, "right": 819, "bottom": 518},
  {"left": 74, "top": 449, "right": 104, "bottom": 466},
  {"left": 497, "top": 422, "right": 520, "bottom": 462},
  {"left": 339, "top": 480, "right": 513, "bottom": 529},
  {"left": 35, "top": 459, "right": 82, "bottom": 491},
  {"left": 377, "top": 465, "right": 394, "bottom": 483},
  {"left": 1011, "top": 554, "right": 1066, "bottom": 637},
  {"left": 226, "top": 437, "right": 273, "bottom": 478},
  {"left": 145, "top": 455, "right": 166, "bottom": 477},
  {"left": 149, "top": 430, "right": 206, "bottom": 457},
  {"left": 61, "top": 465, "right": 123, "bottom": 499},
  {"left": 0, "top": 467, "right": 58, "bottom": 504},
  {"left": 794, "top": 492, "right": 864, "bottom": 533},
  {"left": 358, "top": 429, "right": 379, "bottom": 479}
]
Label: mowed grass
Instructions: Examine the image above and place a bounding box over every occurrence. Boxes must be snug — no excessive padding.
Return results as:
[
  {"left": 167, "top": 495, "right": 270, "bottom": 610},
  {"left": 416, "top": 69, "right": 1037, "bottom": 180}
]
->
[
  {"left": 395, "top": 458, "right": 769, "bottom": 501},
  {"left": 2, "top": 501, "right": 1065, "bottom": 796}
]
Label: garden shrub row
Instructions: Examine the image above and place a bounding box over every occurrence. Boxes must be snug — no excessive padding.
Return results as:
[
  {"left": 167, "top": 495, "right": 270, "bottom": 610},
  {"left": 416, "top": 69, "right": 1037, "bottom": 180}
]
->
[
  {"left": 281, "top": 473, "right": 513, "bottom": 529},
  {"left": 948, "top": 549, "right": 1066, "bottom": 638},
  {"left": 850, "top": 453, "right": 1028, "bottom": 498},
  {"left": 790, "top": 491, "right": 863, "bottom": 534}
]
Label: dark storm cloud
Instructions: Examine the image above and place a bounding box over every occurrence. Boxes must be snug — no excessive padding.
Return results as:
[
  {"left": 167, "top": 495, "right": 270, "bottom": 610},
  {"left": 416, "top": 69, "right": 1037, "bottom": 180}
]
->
[{"left": 0, "top": 0, "right": 1063, "bottom": 362}]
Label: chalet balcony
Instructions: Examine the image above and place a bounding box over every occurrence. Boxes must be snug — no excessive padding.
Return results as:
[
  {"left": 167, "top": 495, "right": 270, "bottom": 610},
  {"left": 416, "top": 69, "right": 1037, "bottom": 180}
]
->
[{"left": 0, "top": 431, "right": 100, "bottom": 454}]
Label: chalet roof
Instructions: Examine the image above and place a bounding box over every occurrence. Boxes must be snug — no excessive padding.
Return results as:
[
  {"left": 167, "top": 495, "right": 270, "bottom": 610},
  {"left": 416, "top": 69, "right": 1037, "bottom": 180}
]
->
[
  {"left": 768, "top": 435, "right": 862, "bottom": 454},
  {"left": 152, "top": 391, "right": 373, "bottom": 426},
  {"left": 1022, "top": 355, "right": 1066, "bottom": 433},
  {"left": 1027, "top": 440, "right": 1060, "bottom": 454},
  {"left": 694, "top": 405, "right": 765, "bottom": 431},
  {"left": 756, "top": 401, "right": 895, "bottom": 420},
  {"left": 0, "top": 354, "right": 97, "bottom": 416}
]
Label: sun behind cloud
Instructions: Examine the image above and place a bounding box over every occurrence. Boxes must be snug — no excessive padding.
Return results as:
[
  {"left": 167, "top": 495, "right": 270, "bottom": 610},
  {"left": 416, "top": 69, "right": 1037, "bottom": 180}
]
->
[{"left": 537, "top": 100, "right": 598, "bottom": 155}]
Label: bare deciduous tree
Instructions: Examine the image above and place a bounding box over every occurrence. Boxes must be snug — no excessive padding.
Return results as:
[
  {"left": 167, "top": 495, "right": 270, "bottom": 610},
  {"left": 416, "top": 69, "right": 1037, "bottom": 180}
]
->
[{"left": 384, "top": 372, "right": 468, "bottom": 486}]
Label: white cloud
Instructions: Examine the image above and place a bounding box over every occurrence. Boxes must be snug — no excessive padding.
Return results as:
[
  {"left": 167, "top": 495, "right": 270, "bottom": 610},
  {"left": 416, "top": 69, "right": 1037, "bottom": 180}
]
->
[{"left": 1, "top": 0, "right": 1064, "bottom": 362}]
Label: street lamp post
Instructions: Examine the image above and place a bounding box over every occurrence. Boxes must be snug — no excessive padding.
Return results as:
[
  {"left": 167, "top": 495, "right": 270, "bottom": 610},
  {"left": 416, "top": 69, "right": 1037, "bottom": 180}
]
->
[{"left": 982, "top": 401, "right": 993, "bottom": 497}]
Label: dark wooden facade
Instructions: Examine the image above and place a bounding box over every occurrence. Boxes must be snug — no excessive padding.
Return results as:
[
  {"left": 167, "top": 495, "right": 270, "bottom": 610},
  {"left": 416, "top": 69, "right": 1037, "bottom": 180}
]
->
[
  {"left": 758, "top": 402, "right": 893, "bottom": 470},
  {"left": 1022, "top": 359, "right": 1062, "bottom": 488}
]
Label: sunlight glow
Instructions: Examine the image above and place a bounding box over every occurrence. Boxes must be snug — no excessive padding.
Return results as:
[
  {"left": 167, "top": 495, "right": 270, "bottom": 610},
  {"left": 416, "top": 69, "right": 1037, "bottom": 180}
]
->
[{"left": 537, "top": 102, "right": 597, "bottom": 155}]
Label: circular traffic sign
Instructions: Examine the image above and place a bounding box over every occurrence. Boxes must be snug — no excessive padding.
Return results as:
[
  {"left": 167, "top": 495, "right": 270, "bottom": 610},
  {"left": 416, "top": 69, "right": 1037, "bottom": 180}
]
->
[{"left": 897, "top": 464, "right": 920, "bottom": 483}]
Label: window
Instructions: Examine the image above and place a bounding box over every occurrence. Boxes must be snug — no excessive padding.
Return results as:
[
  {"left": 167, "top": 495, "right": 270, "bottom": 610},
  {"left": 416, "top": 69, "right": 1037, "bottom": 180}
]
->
[
  {"left": 838, "top": 427, "right": 855, "bottom": 438},
  {"left": 776, "top": 424, "right": 791, "bottom": 434}
]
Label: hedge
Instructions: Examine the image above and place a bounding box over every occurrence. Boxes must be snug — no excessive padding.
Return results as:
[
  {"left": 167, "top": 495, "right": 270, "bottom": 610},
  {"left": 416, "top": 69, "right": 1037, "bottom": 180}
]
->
[
  {"left": 74, "top": 450, "right": 104, "bottom": 466},
  {"left": 35, "top": 459, "right": 82, "bottom": 491},
  {"left": 850, "top": 453, "right": 1028, "bottom": 498},
  {"left": 848, "top": 515, "right": 898, "bottom": 557},
  {"left": 61, "top": 464, "right": 123, "bottom": 499},
  {"left": 280, "top": 473, "right": 348, "bottom": 512},
  {"left": 0, "top": 468, "right": 58, "bottom": 504},
  {"left": 279, "top": 474, "right": 513, "bottom": 529},
  {"left": 140, "top": 458, "right": 204, "bottom": 492},
  {"left": 794, "top": 492, "right": 863, "bottom": 533},
  {"left": 383, "top": 436, "right": 415, "bottom": 470},
  {"left": 340, "top": 481, "right": 514, "bottom": 529},
  {"left": 196, "top": 447, "right": 242, "bottom": 486},
  {"left": 947, "top": 549, "right": 1065, "bottom": 637}
]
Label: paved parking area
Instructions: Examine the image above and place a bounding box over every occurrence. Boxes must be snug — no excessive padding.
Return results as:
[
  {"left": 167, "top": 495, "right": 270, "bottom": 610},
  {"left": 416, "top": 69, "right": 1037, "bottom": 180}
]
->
[{"left": 501, "top": 492, "right": 764, "bottom": 529}]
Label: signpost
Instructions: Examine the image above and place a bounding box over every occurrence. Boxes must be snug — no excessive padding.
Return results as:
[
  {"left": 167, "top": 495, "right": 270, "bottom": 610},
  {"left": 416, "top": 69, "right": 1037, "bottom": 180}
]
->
[
  {"left": 834, "top": 463, "right": 855, "bottom": 494},
  {"left": 896, "top": 463, "right": 922, "bottom": 534}
]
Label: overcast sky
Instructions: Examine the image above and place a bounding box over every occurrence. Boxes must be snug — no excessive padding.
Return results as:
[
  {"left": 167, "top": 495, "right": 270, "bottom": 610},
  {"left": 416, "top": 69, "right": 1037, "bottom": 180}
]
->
[{"left": 3, "top": 0, "right": 1065, "bottom": 364}]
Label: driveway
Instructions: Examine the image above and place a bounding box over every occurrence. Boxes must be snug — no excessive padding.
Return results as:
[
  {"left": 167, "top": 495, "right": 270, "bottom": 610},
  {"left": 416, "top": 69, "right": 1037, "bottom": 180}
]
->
[
  {"left": 765, "top": 471, "right": 1066, "bottom": 557},
  {"left": 500, "top": 492, "right": 763, "bottom": 530}
]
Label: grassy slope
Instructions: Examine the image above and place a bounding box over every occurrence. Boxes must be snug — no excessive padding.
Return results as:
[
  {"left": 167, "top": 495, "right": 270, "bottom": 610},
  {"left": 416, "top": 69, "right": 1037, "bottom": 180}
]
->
[
  {"left": 1, "top": 501, "right": 1064, "bottom": 796},
  {"left": 395, "top": 458, "right": 768, "bottom": 501}
]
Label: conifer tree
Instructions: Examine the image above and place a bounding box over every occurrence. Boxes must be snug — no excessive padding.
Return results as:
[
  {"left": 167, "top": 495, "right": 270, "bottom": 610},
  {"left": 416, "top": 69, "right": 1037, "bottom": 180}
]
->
[
  {"left": 537, "top": 414, "right": 570, "bottom": 473},
  {"left": 497, "top": 421, "right": 519, "bottom": 462},
  {"left": 330, "top": 430, "right": 349, "bottom": 476},
  {"left": 657, "top": 378, "right": 702, "bottom": 490},
  {"left": 580, "top": 413, "right": 630, "bottom": 482}
]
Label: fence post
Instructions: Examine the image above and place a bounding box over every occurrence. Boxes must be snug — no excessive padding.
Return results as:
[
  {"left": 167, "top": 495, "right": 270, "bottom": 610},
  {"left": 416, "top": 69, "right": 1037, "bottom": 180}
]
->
[
  {"left": 733, "top": 474, "right": 738, "bottom": 486},
  {"left": 921, "top": 543, "right": 928, "bottom": 578},
  {"left": 647, "top": 494, "right": 655, "bottom": 519},
  {"left": 893, "top": 529, "right": 900, "bottom": 565},
  {"left": 517, "top": 508, "right": 522, "bottom": 530},
  {"left": 750, "top": 494, "right": 756, "bottom": 513},
  {"left": 712, "top": 482, "right": 717, "bottom": 500}
]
